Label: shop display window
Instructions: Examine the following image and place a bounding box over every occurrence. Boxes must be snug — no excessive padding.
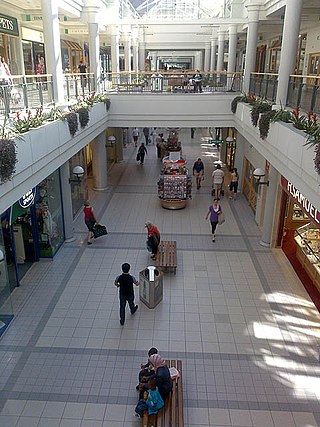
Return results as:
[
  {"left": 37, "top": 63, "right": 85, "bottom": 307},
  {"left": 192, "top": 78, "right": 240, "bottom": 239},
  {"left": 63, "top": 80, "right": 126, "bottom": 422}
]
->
[
  {"left": 37, "top": 170, "right": 64, "bottom": 257},
  {"left": 295, "top": 223, "right": 320, "bottom": 265},
  {"left": 0, "top": 227, "right": 14, "bottom": 337}
]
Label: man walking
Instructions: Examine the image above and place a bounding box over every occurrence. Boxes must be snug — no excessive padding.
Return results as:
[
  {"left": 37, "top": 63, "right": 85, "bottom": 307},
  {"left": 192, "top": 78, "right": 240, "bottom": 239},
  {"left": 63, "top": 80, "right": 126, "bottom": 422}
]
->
[
  {"left": 143, "top": 127, "right": 150, "bottom": 145},
  {"left": 212, "top": 163, "right": 224, "bottom": 199},
  {"left": 132, "top": 127, "right": 140, "bottom": 147},
  {"left": 114, "top": 263, "right": 139, "bottom": 325},
  {"left": 193, "top": 158, "right": 204, "bottom": 190}
]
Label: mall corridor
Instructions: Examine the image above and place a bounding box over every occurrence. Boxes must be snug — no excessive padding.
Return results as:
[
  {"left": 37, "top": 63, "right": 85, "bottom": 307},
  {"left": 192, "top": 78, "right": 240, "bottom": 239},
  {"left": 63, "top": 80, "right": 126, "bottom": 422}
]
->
[{"left": 0, "top": 129, "right": 319, "bottom": 427}]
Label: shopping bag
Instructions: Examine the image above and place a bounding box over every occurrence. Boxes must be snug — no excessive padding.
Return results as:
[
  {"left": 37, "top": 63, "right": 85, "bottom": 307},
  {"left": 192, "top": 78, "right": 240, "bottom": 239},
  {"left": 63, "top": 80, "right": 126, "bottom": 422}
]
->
[
  {"left": 218, "top": 212, "right": 225, "bottom": 225},
  {"left": 93, "top": 224, "right": 108, "bottom": 239},
  {"left": 136, "top": 153, "right": 141, "bottom": 162}
]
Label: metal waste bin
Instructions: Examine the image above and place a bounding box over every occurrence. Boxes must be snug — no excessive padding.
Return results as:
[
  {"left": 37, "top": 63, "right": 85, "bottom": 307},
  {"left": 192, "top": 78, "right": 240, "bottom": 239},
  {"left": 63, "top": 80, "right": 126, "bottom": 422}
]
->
[
  {"left": 151, "top": 73, "right": 163, "bottom": 92},
  {"left": 139, "top": 266, "right": 163, "bottom": 309}
]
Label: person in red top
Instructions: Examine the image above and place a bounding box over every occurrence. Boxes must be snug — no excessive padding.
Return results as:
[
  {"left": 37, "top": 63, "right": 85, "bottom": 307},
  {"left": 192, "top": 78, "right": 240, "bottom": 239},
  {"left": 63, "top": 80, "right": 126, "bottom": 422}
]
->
[
  {"left": 145, "top": 222, "right": 160, "bottom": 260},
  {"left": 83, "top": 200, "right": 96, "bottom": 245}
]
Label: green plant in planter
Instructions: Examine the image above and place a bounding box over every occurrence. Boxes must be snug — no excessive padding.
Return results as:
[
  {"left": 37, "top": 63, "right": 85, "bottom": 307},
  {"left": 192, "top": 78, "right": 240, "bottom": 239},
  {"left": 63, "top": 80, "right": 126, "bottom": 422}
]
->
[
  {"left": 0, "top": 138, "right": 17, "bottom": 184},
  {"left": 258, "top": 110, "right": 276, "bottom": 140},
  {"left": 250, "top": 99, "right": 272, "bottom": 127},
  {"left": 231, "top": 94, "right": 248, "bottom": 113},
  {"left": 290, "top": 106, "right": 306, "bottom": 130},
  {"left": 270, "top": 106, "right": 292, "bottom": 124},
  {"left": 63, "top": 112, "right": 78, "bottom": 137},
  {"left": 76, "top": 107, "right": 90, "bottom": 128},
  {"left": 46, "top": 107, "right": 63, "bottom": 122}
]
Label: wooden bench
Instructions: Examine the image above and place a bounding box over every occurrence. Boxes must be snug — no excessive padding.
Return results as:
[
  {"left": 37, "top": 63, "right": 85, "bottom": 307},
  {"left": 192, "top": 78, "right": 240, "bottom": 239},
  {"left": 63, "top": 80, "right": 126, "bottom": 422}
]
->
[
  {"left": 157, "top": 241, "right": 177, "bottom": 275},
  {"left": 142, "top": 359, "right": 183, "bottom": 427}
]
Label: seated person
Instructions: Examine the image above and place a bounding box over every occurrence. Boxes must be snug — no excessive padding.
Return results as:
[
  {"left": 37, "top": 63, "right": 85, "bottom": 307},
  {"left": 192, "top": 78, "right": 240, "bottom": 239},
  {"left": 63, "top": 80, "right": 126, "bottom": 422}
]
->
[
  {"left": 148, "top": 354, "right": 173, "bottom": 399},
  {"left": 137, "top": 347, "right": 158, "bottom": 389},
  {"left": 135, "top": 378, "right": 164, "bottom": 419}
]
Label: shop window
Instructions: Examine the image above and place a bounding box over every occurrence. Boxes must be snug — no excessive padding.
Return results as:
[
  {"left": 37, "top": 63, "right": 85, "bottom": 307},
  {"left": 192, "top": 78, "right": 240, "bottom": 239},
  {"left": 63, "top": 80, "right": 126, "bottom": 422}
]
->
[{"left": 36, "top": 170, "right": 64, "bottom": 257}]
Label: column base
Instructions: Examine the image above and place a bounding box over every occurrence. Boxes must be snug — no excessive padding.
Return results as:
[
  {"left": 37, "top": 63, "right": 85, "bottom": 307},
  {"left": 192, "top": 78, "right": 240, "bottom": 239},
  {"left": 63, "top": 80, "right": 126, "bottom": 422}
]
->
[
  {"left": 65, "top": 236, "right": 76, "bottom": 243},
  {"left": 93, "top": 187, "right": 108, "bottom": 191},
  {"left": 259, "top": 240, "right": 270, "bottom": 248}
]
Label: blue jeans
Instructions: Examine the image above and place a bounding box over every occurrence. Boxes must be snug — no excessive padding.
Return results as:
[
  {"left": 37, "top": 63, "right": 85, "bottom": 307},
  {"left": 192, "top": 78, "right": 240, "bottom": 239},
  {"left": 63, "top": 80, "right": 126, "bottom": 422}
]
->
[{"left": 120, "top": 294, "right": 135, "bottom": 323}]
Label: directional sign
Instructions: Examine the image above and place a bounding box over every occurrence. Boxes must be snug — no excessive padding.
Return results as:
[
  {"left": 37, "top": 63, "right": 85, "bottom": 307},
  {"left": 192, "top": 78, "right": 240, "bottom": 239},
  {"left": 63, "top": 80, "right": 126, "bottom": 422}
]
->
[{"left": 209, "top": 139, "right": 224, "bottom": 145}]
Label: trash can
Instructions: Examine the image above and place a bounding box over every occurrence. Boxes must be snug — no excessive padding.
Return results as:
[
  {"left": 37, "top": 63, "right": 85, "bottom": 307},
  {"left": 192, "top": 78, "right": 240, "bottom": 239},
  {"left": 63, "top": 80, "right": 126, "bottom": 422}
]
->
[
  {"left": 139, "top": 266, "right": 163, "bottom": 309},
  {"left": 151, "top": 73, "right": 163, "bottom": 92}
]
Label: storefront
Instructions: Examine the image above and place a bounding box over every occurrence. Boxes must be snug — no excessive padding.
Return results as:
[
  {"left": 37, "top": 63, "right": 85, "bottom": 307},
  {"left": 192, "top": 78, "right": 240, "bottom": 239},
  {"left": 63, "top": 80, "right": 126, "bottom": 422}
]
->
[
  {"left": 242, "top": 158, "right": 259, "bottom": 212},
  {"left": 61, "top": 39, "right": 83, "bottom": 73},
  {"left": 21, "top": 27, "right": 46, "bottom": 75},
  {"left": 277, "top": 176, "right": 320, "bottom": 291},
  {"left": 1, "top": 170, "right": 64, "bottom": 290},
  {"left": 69, "top": 149, "right": 88, "bottom": 217},
  {"left": 0, "top": 228, "right": 13, "bottom": 336}
]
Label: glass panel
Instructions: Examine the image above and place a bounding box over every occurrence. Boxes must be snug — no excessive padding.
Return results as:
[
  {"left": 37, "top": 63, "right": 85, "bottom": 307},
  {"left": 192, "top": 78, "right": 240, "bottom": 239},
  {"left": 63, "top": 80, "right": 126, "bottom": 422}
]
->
[
  {"left": 37, "top": 170, "right": 64, "bottom": 257},
  {"left": 0, "top": 228, "right": 14, "bottom": 337}
]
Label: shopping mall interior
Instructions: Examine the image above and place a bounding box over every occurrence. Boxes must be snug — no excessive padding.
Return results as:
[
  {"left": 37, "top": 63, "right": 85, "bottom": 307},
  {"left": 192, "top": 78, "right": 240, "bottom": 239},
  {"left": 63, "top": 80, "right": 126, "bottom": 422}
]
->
[{"left": 0, "top": 1, "right": 320, "bottom": 426}]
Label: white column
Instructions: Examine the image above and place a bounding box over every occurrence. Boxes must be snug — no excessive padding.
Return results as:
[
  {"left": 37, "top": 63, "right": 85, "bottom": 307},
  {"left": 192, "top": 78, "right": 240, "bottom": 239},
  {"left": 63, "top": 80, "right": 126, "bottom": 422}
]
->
[
  {"left": 123, "top": 32, "right": 132, "bottom": 73},
  {"left": 276, "top": 0, "right": 304, "bottom": 105},
  {"left": 243, "top": 3, "right": 260, "bottom": 93},
  {"left": 228, "top": 25, "right": 237, "bottom": 73},
  {"left": 41, "top": 0, "right": 64, "bottom": 103},
  {"left": 217, "top": 29, "right": 226, "bottom": 71},
  {"left": 260, "top": 165, "right": 279, "bottom": 247},
  {"left": 60, "top": 162, "right": 75, "bottom": 242},
  {"left": 111, "top": 28, "right": 120, "bottom": 73},
  {"left": 88, "top": 22, "right": 100, "bottom": 90},
  {"left": 138, "top": 27, "right": 145, "bottom": 71},
  {"left": 92, "top": 132, "right": 108, "bottom": 191},
  {"left": 210, "top": 37, "right": 217, "bottom": 72},
  {"left": 133, "top": 39, "right": 139, "bottom": 72},
  {"left": 204, "top": 42, "right": 211, "bottom": 72},
  {"left": 194, "top": 51, "right": 202, "bottom": 70},
  {"left": 150, "top": 52, "right": 157, "bottom": 71}
]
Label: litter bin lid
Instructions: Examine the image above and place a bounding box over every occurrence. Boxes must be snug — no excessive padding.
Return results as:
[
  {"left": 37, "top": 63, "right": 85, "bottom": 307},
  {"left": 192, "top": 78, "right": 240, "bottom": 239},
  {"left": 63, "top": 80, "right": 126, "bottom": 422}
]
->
[{"left": 147, "top": 266, "right": 157, "bottom": 281}]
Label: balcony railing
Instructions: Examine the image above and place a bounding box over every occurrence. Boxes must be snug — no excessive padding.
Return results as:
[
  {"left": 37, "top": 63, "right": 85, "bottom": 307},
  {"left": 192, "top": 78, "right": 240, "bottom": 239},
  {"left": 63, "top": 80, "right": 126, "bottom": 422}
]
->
[
  {"left": 287, "top": 75, "right": 320, "bottom": 114},
  {"left": 0, "top": 71, "right": 243, "bottom": 117},
  {"left": 100, "top": 71, "right": 243, "bottom": 94},
  {"left": 249, "top": 72, "right": 320, "bottom": 114},
  {"left": 249, "top": 73, "right": 278, "bottom": 102}
]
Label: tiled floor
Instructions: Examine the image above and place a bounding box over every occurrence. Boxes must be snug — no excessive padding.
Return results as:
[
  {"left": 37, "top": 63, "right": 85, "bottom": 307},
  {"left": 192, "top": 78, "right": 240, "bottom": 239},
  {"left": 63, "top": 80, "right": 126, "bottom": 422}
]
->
[{"left": 0, "top": 129, "right": 320, "bottom": 426}]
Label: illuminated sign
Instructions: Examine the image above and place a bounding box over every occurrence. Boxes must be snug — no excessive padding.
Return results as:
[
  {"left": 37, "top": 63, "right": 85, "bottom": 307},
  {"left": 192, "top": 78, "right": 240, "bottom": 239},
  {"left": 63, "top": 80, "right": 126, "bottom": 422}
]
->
[
  {"left": 281, "top": 176, "right": 320, "bottom": 224},
  {"left": 19, "top": 188, "right": 36, "bottom": 209}
]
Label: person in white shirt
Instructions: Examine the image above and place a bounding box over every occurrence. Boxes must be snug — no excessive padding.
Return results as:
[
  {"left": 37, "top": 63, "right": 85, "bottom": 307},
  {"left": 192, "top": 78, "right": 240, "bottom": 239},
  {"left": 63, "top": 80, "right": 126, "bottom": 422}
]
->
[
  {"left": 211, "top": 164, "right": 224, "bottom": 199},
  {"left": 132, "top": 127, "right": 140, "bottom": 147}
]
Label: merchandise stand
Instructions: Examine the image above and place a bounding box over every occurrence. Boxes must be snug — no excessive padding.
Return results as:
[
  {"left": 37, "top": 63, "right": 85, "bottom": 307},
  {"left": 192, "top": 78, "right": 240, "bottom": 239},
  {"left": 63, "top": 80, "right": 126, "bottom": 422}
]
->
[{"left": 157, "top": 157, "right": 192, "bottom": 210}]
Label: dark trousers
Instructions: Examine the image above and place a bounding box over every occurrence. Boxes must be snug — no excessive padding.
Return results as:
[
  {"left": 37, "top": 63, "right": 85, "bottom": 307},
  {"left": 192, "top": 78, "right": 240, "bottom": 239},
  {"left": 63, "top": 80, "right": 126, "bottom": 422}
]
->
[
  {"left": 140, "top": 153, "right": 145, "bottom": 164},
  {"left": 120, "top": 294, "right": 135, "bottom": 323},
  {"left": 193, "top": 81, "right": 202, "bottom": 93},
  {"left": 210, "top": 221, "right": 218, "bottom": 235}
]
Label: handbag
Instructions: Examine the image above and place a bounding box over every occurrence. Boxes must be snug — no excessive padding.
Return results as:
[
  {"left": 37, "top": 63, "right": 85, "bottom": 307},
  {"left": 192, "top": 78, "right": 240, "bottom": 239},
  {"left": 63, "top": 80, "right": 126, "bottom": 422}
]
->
[
  {"left": 218, "top": 212, "right": 225, "bottom": 225},
  {"left": 136, "top": 152, "right": 141, "bottom": 161},
  {"left": 93, "top": 223, "right": 108, "bottom": 239}
]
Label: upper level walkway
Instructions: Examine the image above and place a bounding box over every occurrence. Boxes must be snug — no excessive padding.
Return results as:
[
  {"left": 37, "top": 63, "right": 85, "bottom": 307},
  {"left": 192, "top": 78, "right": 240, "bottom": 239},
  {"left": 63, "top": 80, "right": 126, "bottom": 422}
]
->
[{"left": 0, "top": 129, "right": 319, "bottom": 427}]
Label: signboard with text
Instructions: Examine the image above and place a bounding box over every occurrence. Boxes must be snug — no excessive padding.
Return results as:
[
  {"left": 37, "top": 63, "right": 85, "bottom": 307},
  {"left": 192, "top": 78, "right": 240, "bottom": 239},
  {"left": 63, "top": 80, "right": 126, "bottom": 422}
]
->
[
  {"left": 281, "top": 176, "right": 320, "bottom": 224},
  {"left": 0, "top": 14, "right": 19, "bottom": 37}
]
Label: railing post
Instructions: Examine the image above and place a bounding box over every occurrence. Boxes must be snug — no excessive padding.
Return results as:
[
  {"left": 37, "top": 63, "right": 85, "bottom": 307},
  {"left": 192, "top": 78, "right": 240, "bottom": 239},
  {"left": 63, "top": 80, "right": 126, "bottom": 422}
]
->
[
  {"left": 310, "top": 82, "right": 318, "bottom": 112},
  {"left": 297, "top": 79, "right": 304, "bottom": 109},
  {"left": 74, "top": 75, "right": 79, "bottom": 98},
  {"left": 272, "top": 78, "right": 277, "bottom": 103},
  {"left": 38, "top": 80, "right": 44, "bottom": 107},
  {"left": 265, "top": 76, "right": 269, "bottom": 99},
  {"left": 22, "top": 76, "right": 28, "bottom": 112},
  {"left": 66, "top": 76, "right": 70, "bottom": 102}
]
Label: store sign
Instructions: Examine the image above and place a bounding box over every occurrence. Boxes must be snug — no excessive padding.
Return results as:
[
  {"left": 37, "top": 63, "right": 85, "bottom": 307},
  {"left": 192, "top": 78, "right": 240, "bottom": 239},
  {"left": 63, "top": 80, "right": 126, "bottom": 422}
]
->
[
  {"left": 19, "top": 188, "right": 36, "bottom": 209},
  {"left": 281, "top": 176, "right": 320, "bottom": 224},
  {"left": 0, "top": 14, "right": 19, "bottom": 37}
]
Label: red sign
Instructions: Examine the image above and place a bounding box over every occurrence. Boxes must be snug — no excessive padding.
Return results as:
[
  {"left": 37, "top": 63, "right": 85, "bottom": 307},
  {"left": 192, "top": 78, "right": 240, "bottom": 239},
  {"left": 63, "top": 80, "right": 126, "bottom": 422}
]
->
[{"left": 281, "top": 176, "right": 320, "bottom": 224}]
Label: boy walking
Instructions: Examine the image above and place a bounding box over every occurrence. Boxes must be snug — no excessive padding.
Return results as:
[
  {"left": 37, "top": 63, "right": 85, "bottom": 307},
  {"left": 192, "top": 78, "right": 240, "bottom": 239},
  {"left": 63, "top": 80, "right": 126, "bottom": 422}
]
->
[{"left": 114, "top": 263, "right": 139, "bottom": 325}]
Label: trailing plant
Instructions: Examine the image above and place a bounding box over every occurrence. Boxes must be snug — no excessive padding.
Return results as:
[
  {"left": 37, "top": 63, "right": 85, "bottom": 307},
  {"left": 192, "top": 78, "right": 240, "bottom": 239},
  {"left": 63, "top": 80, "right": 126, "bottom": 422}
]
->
[
  {"left": 258, "top": 110, "right": 276, "bottom": 140},
  {"left": 76, "top": 107, "right": 90, "bottom": 128},
  {"left": 63, "top": 112, "right": 78, "bottom": 137},
  {"left": 231, "top": 94, "right": 248, "bottom": 113},
  {"left": 0, "top": 138, "right": 17, "bottom": 184},
  {"left": 314, "top": 144, "right": 320, "bottom": 175},
  {"left": 250, "top": 99, "right": 272, "bottom": 127}
]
